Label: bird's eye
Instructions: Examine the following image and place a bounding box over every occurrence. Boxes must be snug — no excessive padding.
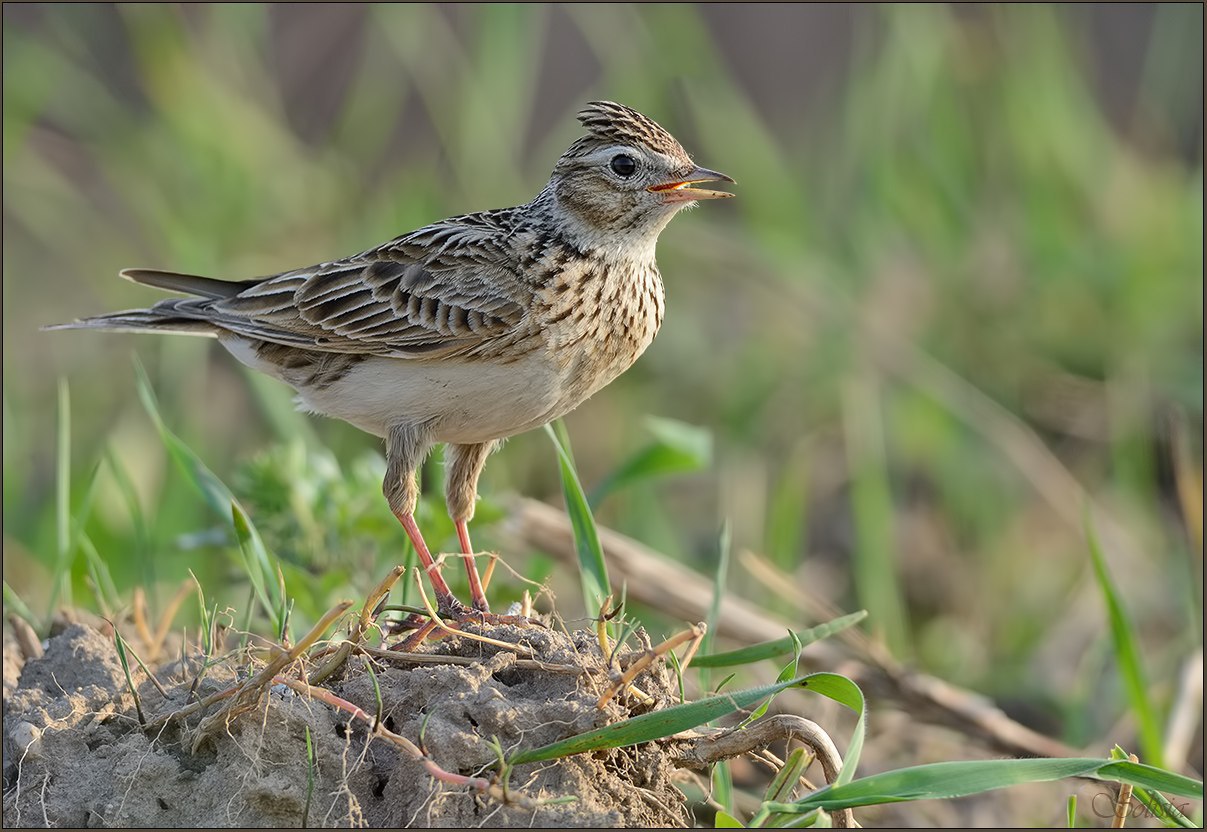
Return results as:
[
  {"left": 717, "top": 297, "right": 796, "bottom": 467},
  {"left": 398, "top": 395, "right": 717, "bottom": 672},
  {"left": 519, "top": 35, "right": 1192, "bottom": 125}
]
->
[{"left": 609, "top": 154, "right": 638, "bottom": 177}]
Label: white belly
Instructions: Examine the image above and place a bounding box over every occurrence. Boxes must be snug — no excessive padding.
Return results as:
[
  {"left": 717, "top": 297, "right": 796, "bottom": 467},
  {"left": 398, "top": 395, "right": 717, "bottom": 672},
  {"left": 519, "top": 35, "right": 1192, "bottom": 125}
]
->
[
  {"left": 320, "top": 354, "right": 566, "bottom": 441},
  {"left": 224, "top": 337, "right": 566, "bottom": 442}
]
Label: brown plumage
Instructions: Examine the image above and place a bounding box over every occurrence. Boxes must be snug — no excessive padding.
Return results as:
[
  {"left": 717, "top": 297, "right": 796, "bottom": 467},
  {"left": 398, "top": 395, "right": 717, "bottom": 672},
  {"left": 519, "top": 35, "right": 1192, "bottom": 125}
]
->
[{"left": 49, "top": 101, "right": 734, "bottom": 632}]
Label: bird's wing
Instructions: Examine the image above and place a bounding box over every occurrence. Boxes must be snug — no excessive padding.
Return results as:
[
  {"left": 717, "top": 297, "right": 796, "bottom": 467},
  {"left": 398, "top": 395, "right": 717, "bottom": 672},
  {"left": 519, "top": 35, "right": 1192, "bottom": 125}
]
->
[{"left": 149, "top": 216, "right": 532, "bottom": 359}]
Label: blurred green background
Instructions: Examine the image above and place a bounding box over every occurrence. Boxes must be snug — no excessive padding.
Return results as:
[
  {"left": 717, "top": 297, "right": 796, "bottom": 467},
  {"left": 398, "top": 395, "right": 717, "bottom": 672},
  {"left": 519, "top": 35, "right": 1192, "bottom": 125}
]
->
[{"left": 3, "top": 3, "right": 1202, "bottom": 764}]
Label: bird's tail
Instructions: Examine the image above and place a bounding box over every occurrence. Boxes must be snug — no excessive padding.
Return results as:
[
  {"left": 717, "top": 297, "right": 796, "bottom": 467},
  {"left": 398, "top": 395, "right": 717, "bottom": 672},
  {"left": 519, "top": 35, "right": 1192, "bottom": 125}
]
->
[
  {"left": 43, "top": 268, "right": 253, "bottom": 336},
  {"left": 42, "top": 310, "right": 220, "bottom": 337}
]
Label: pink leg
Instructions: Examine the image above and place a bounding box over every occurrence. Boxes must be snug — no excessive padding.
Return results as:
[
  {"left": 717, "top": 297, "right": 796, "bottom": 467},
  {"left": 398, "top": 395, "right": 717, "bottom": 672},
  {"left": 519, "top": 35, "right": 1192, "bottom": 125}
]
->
[
  {"left": 456, "top": 519, "right": 491, "bottom": 613},
  {"left": 395, "top": 511, "right": 463, "bottom": 614}
]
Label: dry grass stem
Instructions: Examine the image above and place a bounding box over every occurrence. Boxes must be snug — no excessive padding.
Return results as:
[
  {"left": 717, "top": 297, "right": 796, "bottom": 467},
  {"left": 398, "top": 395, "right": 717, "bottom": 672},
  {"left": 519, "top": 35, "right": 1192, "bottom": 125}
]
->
[
  {"left": 9, "top": 614, "right": 43, "bottom": 661},
  {"left": 676, "top": 714, "right": 855, "bottom": 827},
  {"left": 597, "top": 623, "right": 705, "bottom": 709},
  {"left": 1111, "top": 753, "right": 1139, "bottom": 827},
  {"left": 148, "top": 579, "right": 196, "bottom": 662},
  {"left": 189, "top": 600, "right": 353, "bottom": 750},
  {"left": 361, "top": 644, "right": 584, "bottom": 675},
  {"left": 309, "top": 566, "right": 406, "bottom": 685},
  {"left": 273, "top": 674, "right": 539, "bottom": 810}
]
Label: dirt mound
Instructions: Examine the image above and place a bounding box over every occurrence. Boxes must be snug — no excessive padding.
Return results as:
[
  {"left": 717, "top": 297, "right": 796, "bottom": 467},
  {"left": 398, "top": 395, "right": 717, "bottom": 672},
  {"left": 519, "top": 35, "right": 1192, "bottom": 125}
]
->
[{"left": 3, "top": 620, "right": 690, "bottom": 828}]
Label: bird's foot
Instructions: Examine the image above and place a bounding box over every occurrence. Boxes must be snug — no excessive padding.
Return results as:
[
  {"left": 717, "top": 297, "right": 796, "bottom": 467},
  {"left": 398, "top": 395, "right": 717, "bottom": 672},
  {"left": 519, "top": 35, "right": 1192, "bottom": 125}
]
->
[{"left": 389, "top": 597, "right": 542, "bottom": 652}]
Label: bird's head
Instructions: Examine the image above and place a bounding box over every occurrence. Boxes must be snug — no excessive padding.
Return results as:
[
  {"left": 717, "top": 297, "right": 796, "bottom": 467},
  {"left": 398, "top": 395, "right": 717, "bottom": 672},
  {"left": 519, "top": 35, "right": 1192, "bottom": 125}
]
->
[{"left": 544, "top": 101, "right": 734, "bottom": 247}]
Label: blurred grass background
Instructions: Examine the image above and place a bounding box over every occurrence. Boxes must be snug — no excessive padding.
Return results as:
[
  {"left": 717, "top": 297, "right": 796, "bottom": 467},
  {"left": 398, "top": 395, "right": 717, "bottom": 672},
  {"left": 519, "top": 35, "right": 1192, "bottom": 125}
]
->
[{"left": 3, "top": 2, "right": 1202, "bottom": 773}]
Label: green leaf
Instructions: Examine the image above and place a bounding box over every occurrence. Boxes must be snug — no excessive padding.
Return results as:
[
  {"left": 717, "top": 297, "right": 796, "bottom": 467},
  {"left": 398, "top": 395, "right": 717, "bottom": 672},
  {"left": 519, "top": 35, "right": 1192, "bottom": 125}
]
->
[
  {"left": 1113, "top": 745, "right": 1196, "bottom": 828},
  {"left": 136, "top": 359, "right": 286, "bottom": 632},
  {"left": 545, "top": 421, "right": 610, "bottom": 621},
  {"left": 231, "top": 500, "right": 281, "bottom": 633},
  {"left": 1085, "top": 511, "right": 1164, "bottom": 766},
  {"left": 765, "top": 747, "right": 809, "bottom": 804},
  {"left": 692, "top": 612, "right": 868, "bottom": 668},
  {"left": 715, "top": 810, "right": 746, "bottom": 828},
  {"left": 134, "top": 358, "right": 240, "bottom": 517},
  {"left": 510, "top": 672, "right": 827, "bottom": 766},
  {"left": 790, "top": 758, "right": 1203, "bottom": 813},
  {"left": 743, "top": 630, "right": 802, "bottom": 728},
  {"left": 590, "top": 416, "right": 712, "bottom": 506},
  {"left": 112, "top": 626, "right": 145, "bottom": 726},
  {"left": 799, "top": 673, "right": 866, "bottom": 785},
  {"left": 3, "top": 581, "right": 42, "bottom": 633}
]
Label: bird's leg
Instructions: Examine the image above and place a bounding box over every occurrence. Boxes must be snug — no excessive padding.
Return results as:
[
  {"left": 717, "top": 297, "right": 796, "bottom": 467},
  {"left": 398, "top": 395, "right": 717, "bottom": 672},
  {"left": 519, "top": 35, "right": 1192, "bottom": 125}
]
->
[
  {"left": 445, "top": 441, "right": 498, "bottom": 613},
  {"left": 384, "top": 425, "right": 465, "bottom": 617}
]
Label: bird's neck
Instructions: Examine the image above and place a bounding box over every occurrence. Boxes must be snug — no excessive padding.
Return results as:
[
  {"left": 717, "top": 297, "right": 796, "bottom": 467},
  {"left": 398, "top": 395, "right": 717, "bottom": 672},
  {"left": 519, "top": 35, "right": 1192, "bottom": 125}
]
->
[{"left": 527, "top": 184, "right": 670, "bottom": 266}]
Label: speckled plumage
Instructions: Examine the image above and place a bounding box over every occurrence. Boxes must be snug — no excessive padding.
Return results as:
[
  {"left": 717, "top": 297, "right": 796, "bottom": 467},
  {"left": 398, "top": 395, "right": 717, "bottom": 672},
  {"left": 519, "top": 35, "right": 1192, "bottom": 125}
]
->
[{"left": 51, "top": 101, "right": 733, "bottom": 619}]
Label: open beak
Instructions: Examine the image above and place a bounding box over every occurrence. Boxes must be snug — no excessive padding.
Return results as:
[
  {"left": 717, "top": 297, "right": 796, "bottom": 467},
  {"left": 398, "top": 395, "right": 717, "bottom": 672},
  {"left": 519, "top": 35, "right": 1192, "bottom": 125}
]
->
[{"left": 647, "top": 165, "right": 735, "bottom": 202}]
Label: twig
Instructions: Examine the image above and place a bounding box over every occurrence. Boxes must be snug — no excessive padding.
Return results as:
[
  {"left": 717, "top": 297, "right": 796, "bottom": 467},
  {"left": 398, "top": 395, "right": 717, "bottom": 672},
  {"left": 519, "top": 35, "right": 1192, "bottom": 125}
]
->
[
  {"left": 309, "top": 566, "right": 405, "bottom": 685},
  {"left": 597, "top": 623, "right": 705, "bottom": 709},
  {"left": 273, "top": 674, "right": 539, "bottom": 810},
  {"left": 149, "top": 579, "right": 195, "bottom": 663},
  {"left": 674, "top": 715, "right": 855, "bottom": 828},
  {"left": 360, "top": 644, "right": 584, "bottom": 675},
  {"left": 131, "top": 588, "right": 154, "bottom": 652},
  {"left": 188, "top": 600, "right": 352, "bottom": 750},
  {"left": 1111, "top": 753, "right": 1139, "bottom": 828},
  {"left": 8, "top": 614, "right": 43, "bottom": 661}
]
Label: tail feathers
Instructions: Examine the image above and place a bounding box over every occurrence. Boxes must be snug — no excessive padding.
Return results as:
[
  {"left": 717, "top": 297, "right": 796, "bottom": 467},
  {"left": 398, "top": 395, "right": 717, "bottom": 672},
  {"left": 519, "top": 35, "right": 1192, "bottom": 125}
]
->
[
  {"left": 120, "top": 268, "right": 255, "bottom": 299},
  {"left": 43, "top": 309, "right": 220, "bottom": 337}
]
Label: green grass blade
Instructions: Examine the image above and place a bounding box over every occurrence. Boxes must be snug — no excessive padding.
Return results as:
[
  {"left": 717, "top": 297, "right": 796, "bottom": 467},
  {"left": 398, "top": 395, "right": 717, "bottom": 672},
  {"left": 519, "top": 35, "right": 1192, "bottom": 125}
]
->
[
  {"left": 799, "top": 673, "right": 866, "bottom": 785},
  {"left": 510, "top": 673, "right": 829, "bottom": 766},
  {"left": 190, "top": 569, "right": 212, "bottom": 656},
  {"left": 699, "top": 521, "right": 731, "bottom": 696},
  {"left": 1085, "top": 510, "right": 1164, "bottom": 767},
  {"left": 692, "top": 612, "right": 869, "bottom": 668},
  {"left": 589, "top": 416, "right": 712, "bottom": 507},
  {"left": 743, "top": 630, "right": 802, "bottom": 728},
  {"left": 51, "top": 378, "right": 73, "bottom": 613},
  {"left": 545, "top": 421, "right": 610, "bottom": 620},
  {"left": 714, "top": 758, "right": 735, "bottom": 817},
  {"left": 1098, "top": 758, "right": 1204, "bottom": 807},
  {"left": 231, "top": 499, "right": 279, "bottom": 632},
  {"left": 1066, "top": 794, "right": 1077, "bottom": 827},
  {"left": 843, "top": 374, "right": 909, "bottom": 657},
  {"left": 302, "top": 725, "right": 315, "bottom": 829},
  {"left": 133, "top": 358, "right": 241, "bottom": 516},
  {"left": 790, "top": 758, "right": 1202, "bottom": 813},
  {"left": 78, "top": 533, "right": 120, "bottom": 614},
  {"left": 112, "top": 626, "right": 145, "bottom": 726},
  {"left": 3, "top": 581, "right": 42, "bottom": 633},
  {"left": 715, "top": 810, "right": 746, "bottom": 828},
  {"left": 1112, "top": 746, "right": 1197, "bottom": 828},
  {"left": 104, "top": 447, "right": 153, "bottom": 586},
  {"left": 135, "top": 359, "right": 285, "bottom": 631}
]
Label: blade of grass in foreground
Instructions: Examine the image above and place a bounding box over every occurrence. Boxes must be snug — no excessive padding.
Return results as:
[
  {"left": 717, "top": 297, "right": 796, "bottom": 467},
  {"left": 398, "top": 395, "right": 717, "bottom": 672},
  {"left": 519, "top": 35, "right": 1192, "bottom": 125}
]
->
[
  {"left": 1085, "top": 509, "right": 1164, "bottom": 768},
  {"left": 134, "top": 358, "right": 285, "bottom": 632},
  {"left": 51, "top": 379, "right": 73, "bottom": 615},
  {"left": 783, "top": 758, "right": 1202, "bottom": 815},
  {"left": 510, "top": 672, "right": 866, "bottom": 772},
  {"left": 545, "top": 420, "right": 610, "bottom": 622},
  {"left": 1111, "top": 745, "right": 1197, "bottom": 828},
  {"left": 4, "top": 581, "right": 42, "bottom": 633},
  {"left": 692, "top": 612, "right": 869, "bottom": 668}
]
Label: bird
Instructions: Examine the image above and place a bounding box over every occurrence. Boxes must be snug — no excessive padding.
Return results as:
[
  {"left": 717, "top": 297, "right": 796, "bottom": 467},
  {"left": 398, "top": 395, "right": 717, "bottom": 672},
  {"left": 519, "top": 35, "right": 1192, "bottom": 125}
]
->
[{"left": 48, "top": 101, "right": 734, "bottom": 635}]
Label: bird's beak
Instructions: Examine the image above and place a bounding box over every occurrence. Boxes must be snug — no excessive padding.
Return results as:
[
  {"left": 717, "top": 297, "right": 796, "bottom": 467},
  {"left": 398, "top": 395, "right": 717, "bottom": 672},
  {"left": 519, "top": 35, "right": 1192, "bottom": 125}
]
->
[{"left": 647, "top": 166, "right": 736, "bottom": 202}]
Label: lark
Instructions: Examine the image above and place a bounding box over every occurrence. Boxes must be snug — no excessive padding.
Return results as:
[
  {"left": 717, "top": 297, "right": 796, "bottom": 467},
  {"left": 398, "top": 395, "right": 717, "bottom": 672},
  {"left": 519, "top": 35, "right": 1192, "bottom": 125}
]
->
[{"left": 50, "top": 101, "right": 733, "bottom": 629}]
